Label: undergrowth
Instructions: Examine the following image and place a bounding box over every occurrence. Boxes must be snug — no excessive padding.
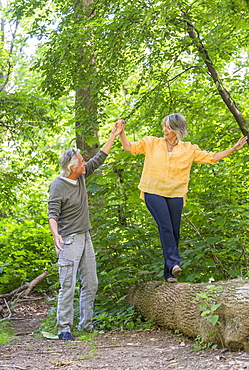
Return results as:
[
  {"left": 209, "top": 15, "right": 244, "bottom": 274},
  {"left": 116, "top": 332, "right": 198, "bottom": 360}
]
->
[
  {"left": 0, "top": 321, "right": 15, "bottom": 344},
  {"left": 40, "top": 296, "right": 155, "bottom": 336}
]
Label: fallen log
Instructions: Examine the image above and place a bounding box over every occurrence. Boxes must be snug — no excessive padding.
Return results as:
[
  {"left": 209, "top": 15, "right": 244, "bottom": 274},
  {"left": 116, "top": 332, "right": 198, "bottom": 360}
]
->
[{"left": 127, "top": 279, "right": 249, "bottom": 351}]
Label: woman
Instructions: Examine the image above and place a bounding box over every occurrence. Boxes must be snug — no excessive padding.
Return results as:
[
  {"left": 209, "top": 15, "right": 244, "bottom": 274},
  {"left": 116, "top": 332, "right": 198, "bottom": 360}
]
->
[{"left": 116, "top": 114, "right": 247, "bottom": 282}]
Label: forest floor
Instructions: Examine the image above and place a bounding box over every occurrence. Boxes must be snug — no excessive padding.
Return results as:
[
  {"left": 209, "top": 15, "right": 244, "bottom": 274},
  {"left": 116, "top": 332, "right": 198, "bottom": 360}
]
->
[{"left": 1, "top": 296, "right": 249, "bottom": 370}]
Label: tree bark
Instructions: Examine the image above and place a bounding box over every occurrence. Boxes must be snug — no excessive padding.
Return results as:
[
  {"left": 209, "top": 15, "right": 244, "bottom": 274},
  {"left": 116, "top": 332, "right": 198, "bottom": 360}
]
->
[
  {"left": 0, "top": 4, "right": 19, "bottom": 91},
  {"left": 74, "top": 0, "right": 99, "bottom": 160},
  {"left": 75, "top": 87, "right": 99, "bottom": 161},
  {"left": 127, "top": 279, "right": 249, "bottom": 350}
]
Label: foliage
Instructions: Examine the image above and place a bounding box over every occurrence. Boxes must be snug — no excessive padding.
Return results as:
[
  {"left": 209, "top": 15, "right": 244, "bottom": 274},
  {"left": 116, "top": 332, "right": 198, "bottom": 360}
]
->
[
  {"left": 180, "top": 147, "right": 249, "bottom": 282},
  {"left": 194, "top": 285, "right": 223, "bottom": 326},
  {"left": 39, "top": 297, "right": 58, "bottom": 334},
  {"left": 40, "top": 295, "right": 154, "bottom": 334},
  {"left": 0, "top": 216, "right": 57, "bottom": 293},
  {"left": 191, "top": 335, "right": 215, "bottom": 351},
  {"left": 20, "top": 0, "right": 249, "bottom": 129},
  {"left": 0, "top": 0, "right": 74, "bottom": 217},
  {"left": 0, "top": 322, "right": 15, "bottom": 345},
  {"left": 93, "top": 306, "right": 155, "bottom": 331},
  {"left": 190, "top": 285, "right": 224, "bottom": 350}
]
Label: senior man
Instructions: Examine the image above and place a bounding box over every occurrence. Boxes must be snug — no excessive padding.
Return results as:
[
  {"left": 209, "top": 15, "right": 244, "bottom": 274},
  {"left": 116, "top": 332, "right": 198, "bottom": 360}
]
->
[{"left": 48, "top": 123, "right": 123, "bottom": 341}]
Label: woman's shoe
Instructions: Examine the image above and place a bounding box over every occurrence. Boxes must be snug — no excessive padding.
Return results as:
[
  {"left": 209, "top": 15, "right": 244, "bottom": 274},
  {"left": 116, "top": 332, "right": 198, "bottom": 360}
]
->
[
  {"left": 172, "top": 265, "right": 182, "bottom": 277},
  {"left": 166, "top": 277, "right": 177, "bottom": 283}
]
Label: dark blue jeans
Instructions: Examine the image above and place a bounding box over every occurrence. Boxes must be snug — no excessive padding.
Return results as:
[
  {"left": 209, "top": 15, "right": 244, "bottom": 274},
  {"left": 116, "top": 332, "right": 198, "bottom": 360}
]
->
[{"left": 145, "top": 193, "right": 183, "bottom": 280}]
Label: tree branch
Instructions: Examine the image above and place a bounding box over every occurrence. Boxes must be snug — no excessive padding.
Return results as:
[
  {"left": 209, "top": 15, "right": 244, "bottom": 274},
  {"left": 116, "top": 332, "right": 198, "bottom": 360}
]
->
[
  {"left": 0, "top": 272, "right": 49, "bottom": 300},
  {"left": 184, "top": 19, "right": 249, "bottom": 139},
  {"left": 23, "top": 272, "right": 48, "bottom": 296}
]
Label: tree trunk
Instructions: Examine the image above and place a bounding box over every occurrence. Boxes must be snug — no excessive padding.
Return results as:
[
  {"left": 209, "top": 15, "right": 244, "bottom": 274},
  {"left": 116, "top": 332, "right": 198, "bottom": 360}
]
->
[
  {"left": 127, "top": 279, "right": 249, "bottom": 351},
  {"left": 0, "top": 8, "right": 4, "bottom": 88},
  {"left": 75, "top": 87, "right": 99, "bottom": 161},
  {"left": 74, "top": 0, "right": 99, "bottom": 161},
  {"left": 0, "top": 4, "right": 19, "bottom": 92}
]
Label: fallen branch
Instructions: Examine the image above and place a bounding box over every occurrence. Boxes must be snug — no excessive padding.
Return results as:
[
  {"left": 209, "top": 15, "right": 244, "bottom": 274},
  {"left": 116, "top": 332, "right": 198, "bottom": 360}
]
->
[
  {"left": 0, "top": 272, "right": 49, "bottom": 300},
  {"left": 0, "top": 299, "right": 12, "bottom": 322},
  {"left": 16, "top": 296, "right": 48, "bottom": 302},
  {"left": 0, "top": 285, "right": 29, "bottom": 300},
  {"left": 0, "top": 272, "right": 49, "bottom": 321},
  {"left": 22, "top": 272, "right": 49, "bottom": 297}
]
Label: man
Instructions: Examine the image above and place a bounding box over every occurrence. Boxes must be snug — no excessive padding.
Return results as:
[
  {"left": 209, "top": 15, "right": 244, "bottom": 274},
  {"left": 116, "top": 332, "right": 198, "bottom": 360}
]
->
[{"left": 48, "top": 123, "right": 123, "bottom": 341}]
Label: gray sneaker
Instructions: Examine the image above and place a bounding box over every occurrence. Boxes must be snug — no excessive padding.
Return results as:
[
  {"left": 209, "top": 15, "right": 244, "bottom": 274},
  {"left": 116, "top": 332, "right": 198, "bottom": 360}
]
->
[{"left": 166, "top": 277, "right": 177, "bottom": 283}]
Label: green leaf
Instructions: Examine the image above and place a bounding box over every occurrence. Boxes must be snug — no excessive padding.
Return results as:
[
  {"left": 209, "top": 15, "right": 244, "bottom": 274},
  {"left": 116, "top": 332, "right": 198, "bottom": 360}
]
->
[
  {"left": 201, "top": 310, "right": 211, "bottom": 317},
  {"left": 210, "top": 303, "right": 221, "bottom": 312},
  {"left": 41, "top": 331, "right": 58, "bottom": 339},
  {"left": 208, "top": 315, "right": 219, "bottom": 326}
]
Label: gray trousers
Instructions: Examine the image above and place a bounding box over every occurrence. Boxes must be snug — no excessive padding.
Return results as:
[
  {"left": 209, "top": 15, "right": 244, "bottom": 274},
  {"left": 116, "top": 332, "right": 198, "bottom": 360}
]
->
[{"left": 56, "top": 231, "right": 98, "bottom": 333}]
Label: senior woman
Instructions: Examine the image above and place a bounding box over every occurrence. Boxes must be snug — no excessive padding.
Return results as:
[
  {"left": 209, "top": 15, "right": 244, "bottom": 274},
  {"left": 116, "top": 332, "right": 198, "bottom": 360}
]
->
[{"left": 116, "top": 114, "right": 247, "bottom": 282}]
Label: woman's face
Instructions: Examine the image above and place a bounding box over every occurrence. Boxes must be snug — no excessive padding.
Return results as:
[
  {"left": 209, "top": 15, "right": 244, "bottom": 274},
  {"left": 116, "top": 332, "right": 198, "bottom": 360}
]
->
[{"left": 163, "top": 121, "right": 177, "bottom": 142}]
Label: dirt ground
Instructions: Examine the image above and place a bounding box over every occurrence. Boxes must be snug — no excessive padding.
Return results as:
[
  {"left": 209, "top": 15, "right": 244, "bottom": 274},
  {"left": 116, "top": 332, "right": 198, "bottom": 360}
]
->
[{"left": 1, "top": 296, "right": 249, "bottom": 370}]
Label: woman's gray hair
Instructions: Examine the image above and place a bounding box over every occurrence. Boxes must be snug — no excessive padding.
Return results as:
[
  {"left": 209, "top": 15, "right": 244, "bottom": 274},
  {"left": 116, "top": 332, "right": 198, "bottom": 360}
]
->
[
  {"left": 60, "top": 148, "right": 80, "bottom": 177},
  {"left": 162, "top": 113, "right": 188, "bottom": 140}
]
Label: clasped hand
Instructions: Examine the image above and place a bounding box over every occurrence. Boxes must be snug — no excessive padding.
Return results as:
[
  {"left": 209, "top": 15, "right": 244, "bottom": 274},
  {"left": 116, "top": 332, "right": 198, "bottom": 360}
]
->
[{"left": 113, "top": 119, "right": 125, "bottom": 134}]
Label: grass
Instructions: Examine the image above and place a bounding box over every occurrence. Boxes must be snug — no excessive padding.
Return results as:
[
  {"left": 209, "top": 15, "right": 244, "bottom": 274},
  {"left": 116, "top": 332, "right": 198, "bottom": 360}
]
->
[{"left": 0, "top": 321, "right": 15, "bottom": 344}]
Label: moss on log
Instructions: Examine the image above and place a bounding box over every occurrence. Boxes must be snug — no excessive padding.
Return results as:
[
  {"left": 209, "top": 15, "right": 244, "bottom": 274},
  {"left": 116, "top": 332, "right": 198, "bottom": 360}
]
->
[{"left": 127, "top": 279, "right": 249, "bottom": 350}]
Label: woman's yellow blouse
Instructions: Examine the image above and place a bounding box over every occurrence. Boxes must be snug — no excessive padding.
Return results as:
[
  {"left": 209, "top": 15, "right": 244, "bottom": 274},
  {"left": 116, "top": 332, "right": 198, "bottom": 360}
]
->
[{"left": 130, "top": 136, "right": 217, "bottom": 204}]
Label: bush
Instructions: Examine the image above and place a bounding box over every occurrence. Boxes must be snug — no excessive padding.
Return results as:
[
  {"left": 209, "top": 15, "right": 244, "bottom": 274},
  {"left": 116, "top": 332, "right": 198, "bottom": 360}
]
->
[{"left": 0, "top": 217, "right": 58, "bottom": 293}]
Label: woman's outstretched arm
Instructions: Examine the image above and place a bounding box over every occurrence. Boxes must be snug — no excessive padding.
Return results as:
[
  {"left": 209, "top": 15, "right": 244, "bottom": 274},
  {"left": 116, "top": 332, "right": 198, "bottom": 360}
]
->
[{"left": 213, "top": 136, "right": 248, "bottom": 161}]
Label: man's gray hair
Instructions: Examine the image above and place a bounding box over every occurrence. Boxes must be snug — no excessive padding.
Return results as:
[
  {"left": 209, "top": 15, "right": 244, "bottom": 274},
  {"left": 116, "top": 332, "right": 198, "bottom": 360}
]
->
[
  {"left": 60, "top": 148, "right": 80, "bottom": 177},
  {"left": 162, "top": 113, "right": 188, "bottom": 140}
]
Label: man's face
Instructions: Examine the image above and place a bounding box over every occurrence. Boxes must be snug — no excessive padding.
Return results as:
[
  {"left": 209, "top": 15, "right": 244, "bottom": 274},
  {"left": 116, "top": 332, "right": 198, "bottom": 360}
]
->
[{"left": 74, "top": 153, "right": 87, "bottom": 178}]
